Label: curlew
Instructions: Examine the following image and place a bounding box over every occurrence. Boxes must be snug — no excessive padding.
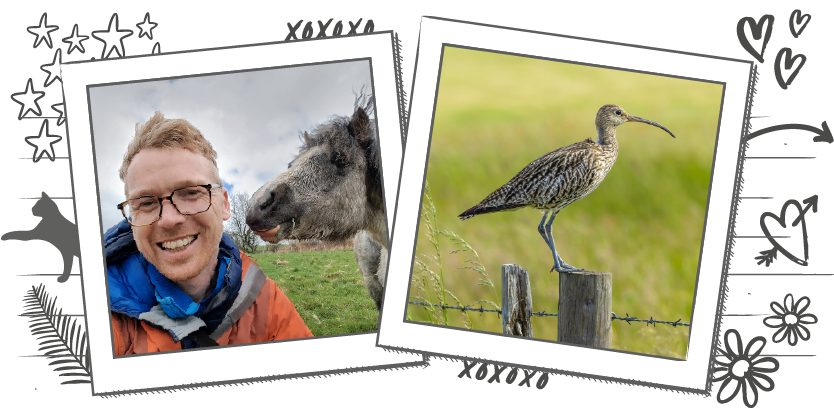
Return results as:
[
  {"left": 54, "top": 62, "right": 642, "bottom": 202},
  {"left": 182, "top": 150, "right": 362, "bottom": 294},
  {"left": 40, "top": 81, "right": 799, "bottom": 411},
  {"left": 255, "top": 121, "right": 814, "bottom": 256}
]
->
[{"left": 459, "top": 104, "right": 675, "bottom": 273}]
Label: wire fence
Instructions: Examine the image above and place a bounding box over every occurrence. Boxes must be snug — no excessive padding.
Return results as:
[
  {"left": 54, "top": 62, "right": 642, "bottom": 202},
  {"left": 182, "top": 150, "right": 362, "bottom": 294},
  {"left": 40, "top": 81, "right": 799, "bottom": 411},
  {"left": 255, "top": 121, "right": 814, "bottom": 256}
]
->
[{"left": 408, "top": 301, "right": 690, "bottom": 328}]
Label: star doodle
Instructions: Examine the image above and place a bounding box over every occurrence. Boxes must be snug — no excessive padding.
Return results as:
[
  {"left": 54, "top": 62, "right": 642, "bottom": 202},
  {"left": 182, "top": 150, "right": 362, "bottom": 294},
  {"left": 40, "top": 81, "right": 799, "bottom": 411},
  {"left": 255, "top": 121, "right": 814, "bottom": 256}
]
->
[
  {"left": 40, "top": 49, "right": 63, "bottom": 87},
  {"left": 91, "top": 13, "right": 134, "bottom": 59},
  {"left": 136, "top": 12, "right": 158, "bottom": 39},
  {"left": 25, "top": 120, "right": 63, "bottom": 162},
  {"left": 62, "top": 24, "right": 89, "bottom": 54},
  {"left": 152, "top": 42, "right": 161, "bottom": 54},
  {"left": 27, "top": 13, "right": 59, "bottom": 49},
  {"left": 51, "top": 102, "right": 66, "bottom": 126},
  {"left": 10, "top": 78, "right": 45, "bottom": 119}
]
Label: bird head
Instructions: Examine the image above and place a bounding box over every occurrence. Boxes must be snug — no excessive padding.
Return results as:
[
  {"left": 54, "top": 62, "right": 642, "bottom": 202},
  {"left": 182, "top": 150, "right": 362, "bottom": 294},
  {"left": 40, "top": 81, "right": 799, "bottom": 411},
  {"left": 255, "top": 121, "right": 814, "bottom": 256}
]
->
[{"left": 596, "top": 104, "right": 676, "bottom": 138}]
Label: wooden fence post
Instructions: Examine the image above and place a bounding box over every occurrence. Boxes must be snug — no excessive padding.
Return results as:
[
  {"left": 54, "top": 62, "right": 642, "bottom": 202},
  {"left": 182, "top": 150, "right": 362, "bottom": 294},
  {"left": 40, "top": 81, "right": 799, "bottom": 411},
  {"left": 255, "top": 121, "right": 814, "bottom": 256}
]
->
[
  {"left": 557, "top": 271, "right": 612, "bottom": 348},
  {"left": 502, "top": 264, "right": 533, "bottom": 337}
]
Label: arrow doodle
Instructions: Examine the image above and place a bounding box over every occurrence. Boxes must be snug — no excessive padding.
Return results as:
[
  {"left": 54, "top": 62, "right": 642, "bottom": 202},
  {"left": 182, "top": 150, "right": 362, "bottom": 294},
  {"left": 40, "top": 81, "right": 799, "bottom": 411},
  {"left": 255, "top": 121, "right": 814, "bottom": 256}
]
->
[
  {"left": 744, "top": 122, "right": 832, "bottom": 144},
  {"left": 756, "top": 196, "right": 817, "bottom": 267}
]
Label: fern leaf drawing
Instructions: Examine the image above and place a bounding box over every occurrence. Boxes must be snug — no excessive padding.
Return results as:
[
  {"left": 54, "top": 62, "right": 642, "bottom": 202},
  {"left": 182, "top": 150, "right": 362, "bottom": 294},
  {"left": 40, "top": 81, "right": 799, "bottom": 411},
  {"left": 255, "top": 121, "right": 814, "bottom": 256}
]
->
[{"left": 21, "top": 284, "right": 91, "bottom": 384}]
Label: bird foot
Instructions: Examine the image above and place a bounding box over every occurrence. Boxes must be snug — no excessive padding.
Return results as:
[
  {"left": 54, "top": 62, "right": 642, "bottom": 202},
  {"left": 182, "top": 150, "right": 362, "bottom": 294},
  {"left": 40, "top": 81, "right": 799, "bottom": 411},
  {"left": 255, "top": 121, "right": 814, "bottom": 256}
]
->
[{"left": 550, "top": 263, "right": 585, "bottom": 273}]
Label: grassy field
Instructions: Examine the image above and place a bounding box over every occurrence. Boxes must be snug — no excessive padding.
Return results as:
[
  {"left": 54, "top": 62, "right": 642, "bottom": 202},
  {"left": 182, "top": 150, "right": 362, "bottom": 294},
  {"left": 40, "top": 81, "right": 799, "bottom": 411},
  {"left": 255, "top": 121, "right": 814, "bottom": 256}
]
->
[
  {"left": 407, "top": 46, "right": 724, "bottom": 359},
  {"left": 249, "top": 249, "right": 379, "bottom": 336}
]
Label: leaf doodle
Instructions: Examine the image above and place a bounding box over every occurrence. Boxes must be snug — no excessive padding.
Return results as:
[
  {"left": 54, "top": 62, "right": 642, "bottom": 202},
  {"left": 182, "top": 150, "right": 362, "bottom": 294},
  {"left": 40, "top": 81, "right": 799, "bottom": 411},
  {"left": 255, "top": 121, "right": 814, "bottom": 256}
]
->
[{"left": 21, "top": 284, "right": 91, "bottom": 384}]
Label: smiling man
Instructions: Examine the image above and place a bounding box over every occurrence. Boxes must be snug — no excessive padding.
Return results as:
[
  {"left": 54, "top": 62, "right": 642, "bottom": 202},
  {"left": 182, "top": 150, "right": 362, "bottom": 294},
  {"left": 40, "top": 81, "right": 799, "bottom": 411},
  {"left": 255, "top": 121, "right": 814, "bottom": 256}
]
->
[{"left": 104, "top": 111, "right": 312, "bottom": 355}]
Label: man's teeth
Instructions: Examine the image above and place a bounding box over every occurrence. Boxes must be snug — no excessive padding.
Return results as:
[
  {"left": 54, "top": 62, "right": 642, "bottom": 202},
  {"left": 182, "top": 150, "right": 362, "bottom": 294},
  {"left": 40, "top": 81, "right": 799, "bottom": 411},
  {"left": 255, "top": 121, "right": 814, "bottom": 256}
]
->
[{"left": 161, "top": 235, "right": 196, "bottom": 251}]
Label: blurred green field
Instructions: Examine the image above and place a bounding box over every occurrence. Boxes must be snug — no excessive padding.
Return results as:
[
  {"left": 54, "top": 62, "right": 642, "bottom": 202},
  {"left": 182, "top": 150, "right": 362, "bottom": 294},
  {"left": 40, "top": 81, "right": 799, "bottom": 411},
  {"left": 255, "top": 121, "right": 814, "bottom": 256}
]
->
[{"left": 407, "top": 46, "right": 724, "bottom": 359}]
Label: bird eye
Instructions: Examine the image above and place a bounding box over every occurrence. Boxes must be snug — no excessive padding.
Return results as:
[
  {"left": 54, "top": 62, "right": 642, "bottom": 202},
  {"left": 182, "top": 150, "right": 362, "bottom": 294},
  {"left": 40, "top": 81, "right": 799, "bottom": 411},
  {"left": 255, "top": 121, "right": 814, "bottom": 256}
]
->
[{"left": 615, "top": 110, "right": 622, "bottom": 115}]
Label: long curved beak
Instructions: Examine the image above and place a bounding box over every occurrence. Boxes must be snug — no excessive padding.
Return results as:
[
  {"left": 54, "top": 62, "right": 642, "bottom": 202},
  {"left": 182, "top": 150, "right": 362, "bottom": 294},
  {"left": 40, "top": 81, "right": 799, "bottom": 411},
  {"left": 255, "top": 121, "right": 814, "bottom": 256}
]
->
[{"left": 628, "top": 115, "right": 676, "bottom": 138}]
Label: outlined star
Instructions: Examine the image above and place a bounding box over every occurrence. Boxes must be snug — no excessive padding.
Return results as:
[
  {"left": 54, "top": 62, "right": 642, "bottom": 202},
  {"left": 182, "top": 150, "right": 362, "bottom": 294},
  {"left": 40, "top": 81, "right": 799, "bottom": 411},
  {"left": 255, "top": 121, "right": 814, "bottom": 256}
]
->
[
  {"left": 136, "top": 12, "right": 158, "bottom": 39},
  {"left": 10, "top": 78, "right": 45, "bottom": 119},
  {"left": 91, "top": 13, "right": 133, "bottom": 59},
  {"left": 25, "top": 120, "right": 62, "bottom": 162},
  {"left": 152, "top": 42, "right": 161, "bottom": 54},
  {"left": 62, "top": 24, "right": 89, "bottom": 54},
  {"left": 51, "top": 102, "right": 65, "bottom": 126},
  {"left": 27, "top": 13, "right": 59, "bottom": 49},
  {"left": 40, "top": 49, "right": 63, "bottom": 87}
]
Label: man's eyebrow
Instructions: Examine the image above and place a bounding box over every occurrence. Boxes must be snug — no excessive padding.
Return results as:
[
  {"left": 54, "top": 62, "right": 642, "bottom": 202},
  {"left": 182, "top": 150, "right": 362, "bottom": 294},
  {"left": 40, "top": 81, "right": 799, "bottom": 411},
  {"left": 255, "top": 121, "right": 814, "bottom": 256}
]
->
[{"left": 128, "top": 180, "right": 212, "bottom": 199}]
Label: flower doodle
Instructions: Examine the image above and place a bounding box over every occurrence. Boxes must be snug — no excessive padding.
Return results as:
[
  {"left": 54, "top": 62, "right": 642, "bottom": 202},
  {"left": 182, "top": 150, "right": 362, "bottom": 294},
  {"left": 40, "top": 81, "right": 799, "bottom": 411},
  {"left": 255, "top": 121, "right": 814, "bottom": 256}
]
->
[
  {"left": 763, "top": 294, "right": 817, "bottom": 346},
  {"left": 713, "top": 329, "right": 779, "bottom": 408}
]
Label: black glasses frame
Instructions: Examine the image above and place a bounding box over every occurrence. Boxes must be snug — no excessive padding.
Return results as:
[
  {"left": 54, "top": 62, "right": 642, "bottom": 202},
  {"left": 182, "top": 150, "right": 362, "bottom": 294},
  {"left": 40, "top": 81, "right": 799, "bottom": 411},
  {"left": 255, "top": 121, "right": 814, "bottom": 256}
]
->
[{"left": 117, "top": 184, "right": 222, "bottom": 227}]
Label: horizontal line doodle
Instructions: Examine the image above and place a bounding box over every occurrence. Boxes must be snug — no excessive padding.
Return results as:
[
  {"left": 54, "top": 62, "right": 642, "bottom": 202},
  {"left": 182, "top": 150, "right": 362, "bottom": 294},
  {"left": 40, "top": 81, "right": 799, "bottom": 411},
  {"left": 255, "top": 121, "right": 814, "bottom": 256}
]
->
[
  {"left": 721, "top": 314, "right": 769, "bottom": 316},
  {"left": 735, "top": 235, "right": 789, "bottom": 238},
  {"left": 739, "top": 197, "right": 773, "bottom": 199},
  {"left": 728, "top": 273, "right": 832, "bottom": 276},
  {"left": 17, "top": 274, "right": 80, "bottom": 276},
  {"left": 744, "top": 156, "right": 816, "bottom": 159},
  {"left": 761, "top": 353, "right": 817, "bottom": 358},
  {"left": 19, "top": 313, "right": 85, "bottom": 317}
]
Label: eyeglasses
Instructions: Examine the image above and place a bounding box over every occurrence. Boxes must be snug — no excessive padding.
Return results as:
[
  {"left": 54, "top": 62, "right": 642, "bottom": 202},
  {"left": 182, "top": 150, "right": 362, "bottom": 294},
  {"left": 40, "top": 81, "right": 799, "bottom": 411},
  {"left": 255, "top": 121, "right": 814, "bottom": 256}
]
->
[{"left": 117, "top": 184, "right": 222, "bottom": 227}]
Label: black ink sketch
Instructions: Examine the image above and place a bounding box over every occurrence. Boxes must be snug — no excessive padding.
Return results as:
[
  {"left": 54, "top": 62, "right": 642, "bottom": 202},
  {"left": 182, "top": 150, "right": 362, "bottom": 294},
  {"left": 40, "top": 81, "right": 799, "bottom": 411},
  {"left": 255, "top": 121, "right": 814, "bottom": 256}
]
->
[
  {"left": 39, "top": 49, "right": 62, "bottom": 87},
  {"left": 10, "top": 78, "right": 45, "bottom": 119},
  {"left": 713, "top": 329, "right": 779, "bottom": 408},
  {"left": 27, "top": 12, "right": 59, "bottom": 49},
  {"left": 737, "top": 15, "right": 774, "bottom": 63},
  {"left": 763, "top": 294, "right": 817, "bottom": 346},
  {"left": 789, "top": 10, "right": 811, "bottom": 38},
  {"left": 21, "top": 284, "right": 91, "bottom": 384},
  {"left": 774, "top": 48, "right": 806, "bottom": 90},
  {"left": 2, "top": 191, "right": 79, "bottom": 282},
  {"left": 135, "top": 12, "right": 158, "bottom": 39},
  {"left": 91, "top": 13, "right": 134, "bottom": 59},
  {"left": 755, "top": 196, "right": 816, "bottom": 267},
  {"left": 23, "top": 120, "right": 62, "bottom": 163},
  {"left": 62, "top": 23, "right": 89, "bottom": 54}
]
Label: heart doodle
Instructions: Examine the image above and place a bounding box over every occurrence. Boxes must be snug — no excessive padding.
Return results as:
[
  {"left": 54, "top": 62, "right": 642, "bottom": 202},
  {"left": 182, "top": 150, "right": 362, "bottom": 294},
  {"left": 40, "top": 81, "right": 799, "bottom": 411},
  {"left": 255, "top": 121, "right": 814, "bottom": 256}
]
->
[
  {"left": 756, "top": 196, "right": 817, "bottom": 267},
  {"left": 789, "top": 9, "right": 811, "bottom": 38},
  {"left": 774, "top": 48, "right": 806, "bottom": 90},
  {"left": 737, "top": 15, "right": 774, "bottom": 63}
]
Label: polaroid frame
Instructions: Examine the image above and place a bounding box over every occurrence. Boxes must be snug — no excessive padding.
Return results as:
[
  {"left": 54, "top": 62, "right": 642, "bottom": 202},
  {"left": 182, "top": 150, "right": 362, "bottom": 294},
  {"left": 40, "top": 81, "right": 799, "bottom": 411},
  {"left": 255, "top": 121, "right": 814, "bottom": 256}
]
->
[
  {"left": 62, "top": 32, "right": 419, "bottom": 394},
  {"left": 378, "top": 17, "right": 753, "bottom": 393}
]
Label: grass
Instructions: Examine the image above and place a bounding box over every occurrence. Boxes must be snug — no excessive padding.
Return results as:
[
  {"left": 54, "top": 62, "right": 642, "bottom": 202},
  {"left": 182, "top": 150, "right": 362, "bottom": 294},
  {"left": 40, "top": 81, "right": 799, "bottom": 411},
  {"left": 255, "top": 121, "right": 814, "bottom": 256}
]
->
[
  {"left": 406, "top": 46, "right": 724, "bottom": 359},
  {"left": 249, "top": 249, "right": 378, "bottom": 336}
]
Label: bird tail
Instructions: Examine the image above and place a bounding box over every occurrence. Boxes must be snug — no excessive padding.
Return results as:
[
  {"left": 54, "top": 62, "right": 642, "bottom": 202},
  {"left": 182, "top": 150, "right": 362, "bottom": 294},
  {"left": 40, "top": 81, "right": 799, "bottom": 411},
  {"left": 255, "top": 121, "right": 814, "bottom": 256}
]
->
[{"left": 459, "top": 203, "right": 527, "bottom": 220}]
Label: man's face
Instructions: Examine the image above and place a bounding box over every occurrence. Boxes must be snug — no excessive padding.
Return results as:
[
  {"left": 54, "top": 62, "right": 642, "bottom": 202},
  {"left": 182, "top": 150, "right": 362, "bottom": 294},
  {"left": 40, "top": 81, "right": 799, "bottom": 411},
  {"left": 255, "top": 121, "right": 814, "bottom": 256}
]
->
[{"left": 124, "top": 147, "right": 231, "bottom": 282}]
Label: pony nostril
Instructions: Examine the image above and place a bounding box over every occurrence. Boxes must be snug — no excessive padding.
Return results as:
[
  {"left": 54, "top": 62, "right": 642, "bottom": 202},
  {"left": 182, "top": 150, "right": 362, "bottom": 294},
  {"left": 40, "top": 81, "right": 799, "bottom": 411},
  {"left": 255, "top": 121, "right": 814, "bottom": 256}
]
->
[{"left": 260, "top": 183, "right": 292, "bottom": 212}]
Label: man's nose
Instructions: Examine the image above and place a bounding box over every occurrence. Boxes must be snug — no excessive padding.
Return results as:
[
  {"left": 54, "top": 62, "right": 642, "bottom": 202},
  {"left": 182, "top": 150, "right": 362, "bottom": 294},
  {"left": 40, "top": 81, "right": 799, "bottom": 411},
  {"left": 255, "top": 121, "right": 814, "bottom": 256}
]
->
[{"left": 156, "top": 199, "right": 186, "bottom": 228}]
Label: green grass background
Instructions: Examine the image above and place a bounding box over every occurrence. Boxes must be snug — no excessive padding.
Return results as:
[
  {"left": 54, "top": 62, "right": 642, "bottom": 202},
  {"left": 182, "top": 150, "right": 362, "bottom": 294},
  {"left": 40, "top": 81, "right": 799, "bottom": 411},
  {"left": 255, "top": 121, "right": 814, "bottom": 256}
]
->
[
  {"left": 251, "top": 250, "right": 378, "bottom": 336},
  {"left": 407, "top": 46, "right": 724, "bottom": 359}
]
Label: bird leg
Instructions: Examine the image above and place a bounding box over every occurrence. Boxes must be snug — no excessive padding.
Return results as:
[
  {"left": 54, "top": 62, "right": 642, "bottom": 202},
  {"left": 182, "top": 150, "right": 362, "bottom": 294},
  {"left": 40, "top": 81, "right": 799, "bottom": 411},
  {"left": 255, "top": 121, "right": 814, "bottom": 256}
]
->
[{"left": 539, "top": 211, "right": 584, "bottom": 273}]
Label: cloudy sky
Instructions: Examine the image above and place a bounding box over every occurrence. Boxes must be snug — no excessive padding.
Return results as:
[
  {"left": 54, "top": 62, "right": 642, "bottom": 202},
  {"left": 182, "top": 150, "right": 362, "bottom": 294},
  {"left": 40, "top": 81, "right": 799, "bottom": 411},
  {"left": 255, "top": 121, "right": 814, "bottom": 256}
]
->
[{"left": 88, "top": 60, "right": 373, "bottom": 231}]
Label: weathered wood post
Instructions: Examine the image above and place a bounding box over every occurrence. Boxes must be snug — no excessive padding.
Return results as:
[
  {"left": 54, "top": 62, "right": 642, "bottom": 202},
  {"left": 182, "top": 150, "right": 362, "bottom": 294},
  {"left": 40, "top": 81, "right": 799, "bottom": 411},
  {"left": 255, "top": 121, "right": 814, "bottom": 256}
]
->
[
  {"left": 502, "top": 264, "right": 533, "bottom": 337},
  {"left": 557, "top": 271, "right": 612, "bottom": 348}
]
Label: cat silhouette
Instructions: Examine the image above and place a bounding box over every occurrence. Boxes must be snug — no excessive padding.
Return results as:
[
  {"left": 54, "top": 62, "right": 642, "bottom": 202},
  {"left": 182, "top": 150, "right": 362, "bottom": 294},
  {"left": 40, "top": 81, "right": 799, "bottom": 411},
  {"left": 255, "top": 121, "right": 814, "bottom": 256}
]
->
[{"left": 2, "top": 192, "right": 80, "bottom": 283}]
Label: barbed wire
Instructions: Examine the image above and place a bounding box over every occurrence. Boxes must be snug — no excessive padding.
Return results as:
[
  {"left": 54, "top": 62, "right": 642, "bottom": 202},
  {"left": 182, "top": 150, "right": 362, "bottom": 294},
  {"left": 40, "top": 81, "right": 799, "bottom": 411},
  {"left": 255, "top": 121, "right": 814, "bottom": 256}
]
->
[{"left": 408, "top": 301, "right": 689, "bottom": 327}]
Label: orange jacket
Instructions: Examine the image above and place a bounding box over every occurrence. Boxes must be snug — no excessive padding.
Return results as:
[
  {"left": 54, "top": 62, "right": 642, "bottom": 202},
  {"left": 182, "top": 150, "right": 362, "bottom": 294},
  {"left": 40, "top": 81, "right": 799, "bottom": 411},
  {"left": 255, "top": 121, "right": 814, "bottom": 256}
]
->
[{"left": 111, "top": 252, "right": 312, "bottom": 355}]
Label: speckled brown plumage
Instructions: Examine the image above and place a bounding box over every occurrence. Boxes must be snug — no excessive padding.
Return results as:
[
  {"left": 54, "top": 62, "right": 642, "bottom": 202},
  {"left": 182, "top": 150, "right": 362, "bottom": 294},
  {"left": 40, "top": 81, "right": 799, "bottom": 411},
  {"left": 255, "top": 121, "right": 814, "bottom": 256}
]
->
[{"left": 459, "top": 104, "right": 675, "bottom": 272}]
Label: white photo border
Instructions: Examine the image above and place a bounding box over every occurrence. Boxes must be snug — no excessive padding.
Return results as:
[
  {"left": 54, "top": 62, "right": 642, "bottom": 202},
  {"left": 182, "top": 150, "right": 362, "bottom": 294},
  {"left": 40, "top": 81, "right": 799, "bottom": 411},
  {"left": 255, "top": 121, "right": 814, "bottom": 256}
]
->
[
  {"left": 378, "top": 17, "right": 753, "bottom": 393},
  {"left": 62, "top": 32, "right": 420, "bottom": 395}
]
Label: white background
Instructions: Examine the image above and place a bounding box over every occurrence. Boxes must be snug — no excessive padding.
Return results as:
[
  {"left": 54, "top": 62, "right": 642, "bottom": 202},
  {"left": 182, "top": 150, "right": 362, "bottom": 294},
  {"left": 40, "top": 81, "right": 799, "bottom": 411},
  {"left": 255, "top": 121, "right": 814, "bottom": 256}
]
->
[{"left": 1, "top": 0, "right": 831, "bottom": 415}]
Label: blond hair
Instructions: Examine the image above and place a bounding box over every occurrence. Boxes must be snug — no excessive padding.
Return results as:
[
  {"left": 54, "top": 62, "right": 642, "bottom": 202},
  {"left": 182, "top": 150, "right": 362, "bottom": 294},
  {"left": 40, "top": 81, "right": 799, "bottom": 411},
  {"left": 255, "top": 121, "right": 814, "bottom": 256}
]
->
[{"left": 120, "top": 111, "right": 220, "bottom": 195}]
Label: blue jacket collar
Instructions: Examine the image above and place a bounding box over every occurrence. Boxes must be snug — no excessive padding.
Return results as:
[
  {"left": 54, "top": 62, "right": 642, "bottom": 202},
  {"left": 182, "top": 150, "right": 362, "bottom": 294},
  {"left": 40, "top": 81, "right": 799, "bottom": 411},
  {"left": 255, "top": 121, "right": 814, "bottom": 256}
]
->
[{"left": 104, "top": 219, "right": 244, "bottom": 341}]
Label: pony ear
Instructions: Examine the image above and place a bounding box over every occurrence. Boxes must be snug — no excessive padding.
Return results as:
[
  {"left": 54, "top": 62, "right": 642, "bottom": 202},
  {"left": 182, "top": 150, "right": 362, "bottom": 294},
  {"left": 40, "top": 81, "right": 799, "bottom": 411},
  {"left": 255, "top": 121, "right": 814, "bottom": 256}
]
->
[{"left": 347, "top": 106, "right": 371, "bottom": 143}]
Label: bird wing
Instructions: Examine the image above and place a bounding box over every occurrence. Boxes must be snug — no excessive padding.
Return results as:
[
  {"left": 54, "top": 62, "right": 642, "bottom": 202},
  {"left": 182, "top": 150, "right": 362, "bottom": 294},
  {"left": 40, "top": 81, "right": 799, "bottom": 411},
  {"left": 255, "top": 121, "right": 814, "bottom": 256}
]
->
[{"left": 465, "top": 140, "right": 600, "bottom": 215}]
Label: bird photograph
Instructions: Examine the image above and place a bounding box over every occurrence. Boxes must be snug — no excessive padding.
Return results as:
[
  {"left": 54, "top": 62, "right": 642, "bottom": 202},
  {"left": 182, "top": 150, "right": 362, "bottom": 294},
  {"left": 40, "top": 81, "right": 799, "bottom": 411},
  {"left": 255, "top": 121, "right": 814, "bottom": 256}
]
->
[{"left": 407, "top": 46, "right": 724, "bottom": 359}]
